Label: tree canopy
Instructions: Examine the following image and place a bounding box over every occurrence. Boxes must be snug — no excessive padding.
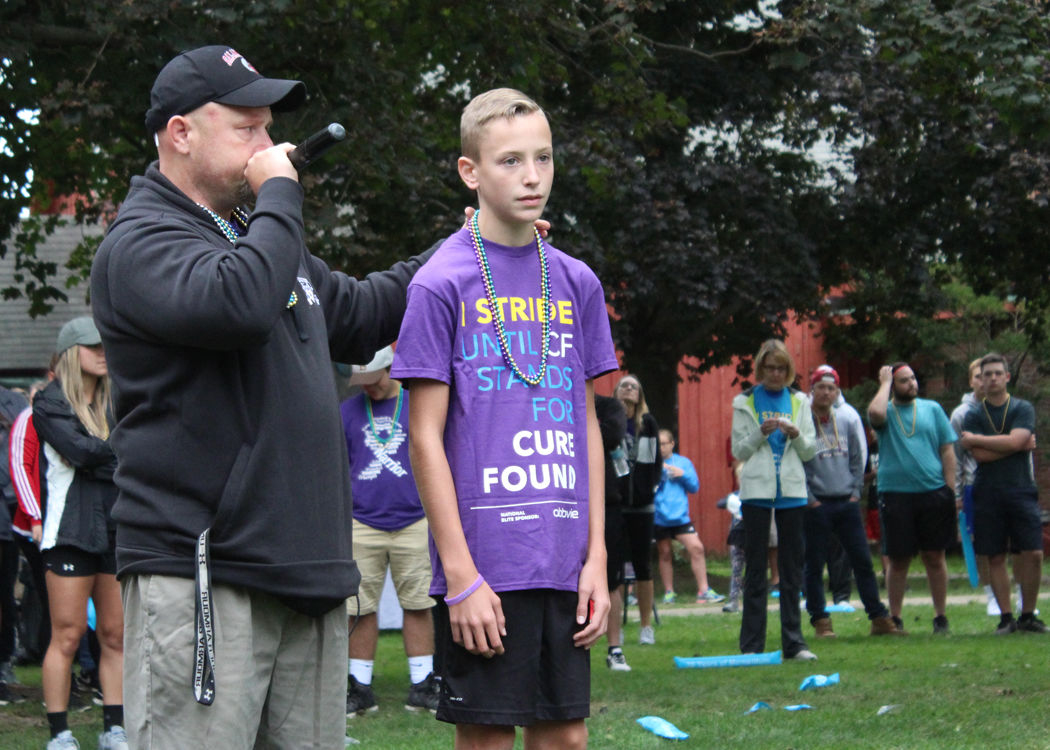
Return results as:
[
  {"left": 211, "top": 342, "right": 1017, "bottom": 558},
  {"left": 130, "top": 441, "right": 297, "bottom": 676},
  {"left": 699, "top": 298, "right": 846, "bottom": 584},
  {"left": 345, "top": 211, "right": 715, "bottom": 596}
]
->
[{"left": 4, "top": 0, "right": 1050, "bottom": 425}]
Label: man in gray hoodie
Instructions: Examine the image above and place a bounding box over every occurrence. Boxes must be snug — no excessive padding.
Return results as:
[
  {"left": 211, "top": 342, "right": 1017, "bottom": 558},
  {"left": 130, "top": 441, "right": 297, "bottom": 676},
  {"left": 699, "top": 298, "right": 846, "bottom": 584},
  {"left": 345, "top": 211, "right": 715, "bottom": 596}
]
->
[{"left": 802, "top": 366, "right": 897, "bottom": 637}]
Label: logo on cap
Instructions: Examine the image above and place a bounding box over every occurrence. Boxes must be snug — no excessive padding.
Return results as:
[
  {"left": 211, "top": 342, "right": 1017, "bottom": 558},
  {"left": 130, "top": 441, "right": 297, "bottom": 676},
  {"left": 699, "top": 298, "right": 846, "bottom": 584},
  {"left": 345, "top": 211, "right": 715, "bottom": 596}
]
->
[{"left": 221, "top": 48, "right": 258, "bottom": 73}]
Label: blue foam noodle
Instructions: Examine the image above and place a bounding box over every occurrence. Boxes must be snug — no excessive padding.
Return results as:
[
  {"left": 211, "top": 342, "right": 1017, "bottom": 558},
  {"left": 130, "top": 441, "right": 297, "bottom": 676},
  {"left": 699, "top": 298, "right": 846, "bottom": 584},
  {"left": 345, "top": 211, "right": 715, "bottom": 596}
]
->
[{"left": 674, "top": 651, "right": 782, "bottom": 669}]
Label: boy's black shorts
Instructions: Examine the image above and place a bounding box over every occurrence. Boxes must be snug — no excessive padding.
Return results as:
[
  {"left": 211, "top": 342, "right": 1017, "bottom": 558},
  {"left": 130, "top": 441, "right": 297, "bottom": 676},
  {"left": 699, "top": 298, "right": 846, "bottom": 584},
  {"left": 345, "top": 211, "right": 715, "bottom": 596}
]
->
[
  {"left": 972, "top": 486, "right": 1042, "bottom": 556},
  {"left": 433, "top": 588, "right": 590, "bottom": 726},
  {"left": 880, "top": 486, "right": 956, "bottom": 558}
]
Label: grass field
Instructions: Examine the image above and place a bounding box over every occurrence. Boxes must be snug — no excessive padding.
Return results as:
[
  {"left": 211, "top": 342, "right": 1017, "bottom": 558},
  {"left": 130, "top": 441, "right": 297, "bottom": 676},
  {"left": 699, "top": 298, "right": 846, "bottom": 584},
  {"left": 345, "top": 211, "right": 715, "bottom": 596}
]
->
[{"left": 3, "top": 557, "right": 1048, "bottom": 749}]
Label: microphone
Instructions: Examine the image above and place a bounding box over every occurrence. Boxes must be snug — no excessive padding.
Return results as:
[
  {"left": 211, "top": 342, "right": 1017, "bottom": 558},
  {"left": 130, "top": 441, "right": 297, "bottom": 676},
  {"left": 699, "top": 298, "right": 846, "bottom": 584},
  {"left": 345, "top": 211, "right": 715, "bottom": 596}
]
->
[{"left": 288, "top": 123, "right": 346, "bottom": 171}]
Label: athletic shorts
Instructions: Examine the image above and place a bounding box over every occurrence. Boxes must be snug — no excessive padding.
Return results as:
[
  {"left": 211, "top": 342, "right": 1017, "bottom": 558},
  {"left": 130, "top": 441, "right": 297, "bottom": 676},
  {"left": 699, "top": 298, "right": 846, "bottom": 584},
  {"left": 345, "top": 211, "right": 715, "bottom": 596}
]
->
[
  {"left": 43, "top": 544, "right": 116, "bottom": 577},
  {"left": 433, "top": 589, "right": 590, "bottom": 726},
  {"left": 972, "top": 486, "right": 1043, "bottom": 556},
  {"left": 654, "top": 523, "right": 695, "bottom": 541},
  {"left": 879, "top": 486, "right": 956, "bottom": 558},
  {"left": 348, "top": 517, "right": 433, "bottom": 615}
]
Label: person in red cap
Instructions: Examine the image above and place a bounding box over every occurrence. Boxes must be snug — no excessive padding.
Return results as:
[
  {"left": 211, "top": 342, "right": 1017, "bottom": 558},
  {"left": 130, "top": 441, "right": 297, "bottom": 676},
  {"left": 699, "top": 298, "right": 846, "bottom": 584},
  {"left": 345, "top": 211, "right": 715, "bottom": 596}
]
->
[
  {"left": 802, "top": 365, "right": 897, "bottom": 638},
  {"left": 91, "top": 45, "right": 439, "bottom": 748}
]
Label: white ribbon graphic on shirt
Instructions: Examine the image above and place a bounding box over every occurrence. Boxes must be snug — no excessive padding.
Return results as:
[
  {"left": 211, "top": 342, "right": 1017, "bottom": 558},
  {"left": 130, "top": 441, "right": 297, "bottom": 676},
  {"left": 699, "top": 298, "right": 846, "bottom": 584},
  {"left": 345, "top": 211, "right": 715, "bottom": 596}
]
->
[{"left": 357, "top": 420, "right": 408, "bottom": 479}]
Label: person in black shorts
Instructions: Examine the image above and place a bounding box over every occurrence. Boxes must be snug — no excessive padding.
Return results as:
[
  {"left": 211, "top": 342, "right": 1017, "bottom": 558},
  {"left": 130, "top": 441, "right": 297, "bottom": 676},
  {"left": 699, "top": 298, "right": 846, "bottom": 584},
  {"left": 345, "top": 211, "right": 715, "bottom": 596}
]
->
[
  {"left": 33, "top": 318, "right": 127, "bottom": 750},
  {"left": 959, "top": 353, "right": 1046, "bottom": 634},
  {"left": 867, "top": 363, "right": 957, "bottom": 635}
]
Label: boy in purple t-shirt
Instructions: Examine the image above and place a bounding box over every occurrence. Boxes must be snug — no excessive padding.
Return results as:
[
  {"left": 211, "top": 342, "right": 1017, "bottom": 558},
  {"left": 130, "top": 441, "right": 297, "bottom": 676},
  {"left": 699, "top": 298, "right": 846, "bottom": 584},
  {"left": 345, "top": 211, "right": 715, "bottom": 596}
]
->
[{"left": 391, "top": 88, "right": 617, "bottom": 749}]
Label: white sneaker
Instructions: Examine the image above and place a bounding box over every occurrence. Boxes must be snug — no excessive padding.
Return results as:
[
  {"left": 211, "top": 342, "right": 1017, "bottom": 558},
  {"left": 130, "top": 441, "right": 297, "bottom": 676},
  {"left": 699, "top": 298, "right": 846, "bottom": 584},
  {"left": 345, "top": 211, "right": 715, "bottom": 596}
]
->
[
  {"left": 638, "top": 625, "right": 655, "bottom": 645},
  {"left": 98, "top": 725, "right": 129, "bottom": 750},
  {"left": 986, "top": 585, "right": 1001, "bottom": 616},
  {"left": 789, "top": 649, "right": 818, "bottom": 661},
  {"left": 46, "top": 730, "right": 79, "bottom": 750},
  {"left": 606, "top": 650, "right": 631, "bottom": 671}
]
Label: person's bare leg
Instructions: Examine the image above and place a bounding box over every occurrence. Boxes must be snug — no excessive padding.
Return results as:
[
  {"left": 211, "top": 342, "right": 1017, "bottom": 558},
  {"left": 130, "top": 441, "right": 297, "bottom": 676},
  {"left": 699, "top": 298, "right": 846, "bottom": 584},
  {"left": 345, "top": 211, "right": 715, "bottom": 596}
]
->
[
  {"left": 42, "top": 573, "right": 92, "bottom": 712},
  {"left": 656, "top": 539, "right": 675, "bottom": 596},
  {"left": 455, "top": 723, "right": 515, "bottom": 750},
  {"left": 887, "top": 556, "right": 911, "bottom": 618},
  {"left": 984, "top": 554, "right": 1012, "bottom": 614},
  {"left": 636, "top": 579, "right": 654, "bottom": 629},
  {"left": 919, "top": 549, "right": 948, "bottom": 616},
  {"left": 348, "top": 612, "right": 379, "bottom": 660},
  {"left": 401, "top": 609, "right": 435, "bottom": 657},
  {"left": 523, "top": 719, "right": 587, "bottom": 750},
  {"left": 1017, "top": 550, "right": 1044, "bottom": 615},
  {"left": 92, "top": 573, "right": 124, "bottom": 706},
  {"left": 680, "top": 533, "right": 711, "bottom": 594}
]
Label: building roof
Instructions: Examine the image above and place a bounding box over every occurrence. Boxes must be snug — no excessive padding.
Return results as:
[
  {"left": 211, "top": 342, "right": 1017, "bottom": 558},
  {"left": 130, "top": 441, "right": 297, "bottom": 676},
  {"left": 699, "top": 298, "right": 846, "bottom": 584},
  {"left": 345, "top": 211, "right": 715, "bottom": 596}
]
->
[{"left": 1, "top": 219, "right": 98, "bottom": 381}]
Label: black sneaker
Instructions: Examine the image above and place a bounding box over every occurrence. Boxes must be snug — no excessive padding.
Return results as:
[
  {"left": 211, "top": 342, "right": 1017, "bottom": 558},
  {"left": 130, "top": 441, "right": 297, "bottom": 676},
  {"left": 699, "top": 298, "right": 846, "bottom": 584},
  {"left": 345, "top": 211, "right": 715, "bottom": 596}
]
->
[
  {"left": 891, "top": 616, "right": 908, "bottom": 634},
  {"left": 1017, "top": 615, "right": 1048, "bottom": 633},
  {"left": 932, "top": 615, "right": 950, "bottom": 635},
  {"left": 995, "top": 618, "right": 1018, "bottom": 635},
  {"left": 346, "top": 676, "right": 378, "bottom": 717},
  {"left": 405, "top": 672, "right": 440, "bottom": 713}
]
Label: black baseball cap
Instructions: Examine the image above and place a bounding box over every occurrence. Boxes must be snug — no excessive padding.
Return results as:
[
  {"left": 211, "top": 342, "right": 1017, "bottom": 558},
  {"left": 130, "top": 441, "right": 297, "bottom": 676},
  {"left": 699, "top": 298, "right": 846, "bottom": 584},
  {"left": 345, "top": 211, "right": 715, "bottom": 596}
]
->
[{"left": 145, "top": 45, "right": 306, "bottom": 134}]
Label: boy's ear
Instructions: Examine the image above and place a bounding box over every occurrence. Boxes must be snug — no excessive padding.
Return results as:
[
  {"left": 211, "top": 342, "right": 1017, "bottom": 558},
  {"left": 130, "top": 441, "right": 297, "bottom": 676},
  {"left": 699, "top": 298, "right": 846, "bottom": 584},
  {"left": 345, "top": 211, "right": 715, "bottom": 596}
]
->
[{"left": 458, "top": 156, "right": 480, "bottom": 190}]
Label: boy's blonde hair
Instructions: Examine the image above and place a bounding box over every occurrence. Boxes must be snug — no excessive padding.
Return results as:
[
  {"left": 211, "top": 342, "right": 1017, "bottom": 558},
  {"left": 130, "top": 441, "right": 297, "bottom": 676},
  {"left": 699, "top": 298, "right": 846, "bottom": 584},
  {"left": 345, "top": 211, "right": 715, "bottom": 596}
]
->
[{"left": 461, "top": 88, "right": 544, "bottom": 161}]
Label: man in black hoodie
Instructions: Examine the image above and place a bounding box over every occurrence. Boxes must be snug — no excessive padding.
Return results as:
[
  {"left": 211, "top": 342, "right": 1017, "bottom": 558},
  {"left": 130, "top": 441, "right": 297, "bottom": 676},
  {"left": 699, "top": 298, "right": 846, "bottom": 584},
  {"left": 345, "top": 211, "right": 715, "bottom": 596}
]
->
[{"left": 91, "top": 45, "right": 435, "bottom": 748}]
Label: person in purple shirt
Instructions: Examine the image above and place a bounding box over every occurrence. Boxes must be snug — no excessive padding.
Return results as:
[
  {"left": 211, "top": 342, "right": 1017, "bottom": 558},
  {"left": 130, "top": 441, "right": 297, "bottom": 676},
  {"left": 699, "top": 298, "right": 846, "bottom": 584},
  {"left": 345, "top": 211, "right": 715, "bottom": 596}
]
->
[
  {"left": 340, "top": 346, "right": 439, "bottom": 717},
  {"left": 391, "top": 88, "right": 617, "bottom": 750}
]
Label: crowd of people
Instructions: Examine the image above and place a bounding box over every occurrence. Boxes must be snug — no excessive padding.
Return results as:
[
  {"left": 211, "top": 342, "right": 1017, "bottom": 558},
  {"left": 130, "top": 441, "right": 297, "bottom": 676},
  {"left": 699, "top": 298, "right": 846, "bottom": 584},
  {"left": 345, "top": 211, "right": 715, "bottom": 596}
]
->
[{"left": 0, "top": 42, "right": 1044, "bottom": 750}]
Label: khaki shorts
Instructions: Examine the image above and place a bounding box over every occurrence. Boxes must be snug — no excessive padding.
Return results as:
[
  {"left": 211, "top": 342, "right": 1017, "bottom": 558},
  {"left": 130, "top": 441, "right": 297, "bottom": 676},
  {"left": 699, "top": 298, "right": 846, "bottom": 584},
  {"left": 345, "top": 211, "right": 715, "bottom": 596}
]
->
[
  {"left": 122, "top": 574, "right": 347, "bottom": 750},
  {"left": 348, "top": 517, "right": 434, "bottom": 615}
]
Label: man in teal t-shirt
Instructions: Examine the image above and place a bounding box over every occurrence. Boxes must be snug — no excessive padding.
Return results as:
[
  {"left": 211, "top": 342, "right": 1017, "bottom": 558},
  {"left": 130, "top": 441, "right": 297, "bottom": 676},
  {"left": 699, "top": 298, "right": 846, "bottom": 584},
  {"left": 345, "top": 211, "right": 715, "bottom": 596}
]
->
[{"left": 868, "top": 363, "right": 956, "bottom": 635}]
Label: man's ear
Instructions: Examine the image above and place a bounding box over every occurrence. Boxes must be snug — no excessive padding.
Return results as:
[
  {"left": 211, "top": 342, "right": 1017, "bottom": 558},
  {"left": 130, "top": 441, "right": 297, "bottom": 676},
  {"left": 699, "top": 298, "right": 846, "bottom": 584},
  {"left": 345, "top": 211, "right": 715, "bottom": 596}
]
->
[
  {"left": 166, "top": 115, "right": 193, "bottom": 154},
  {"left": 458, "top": 156, "right": 479, "bottom": 190}
]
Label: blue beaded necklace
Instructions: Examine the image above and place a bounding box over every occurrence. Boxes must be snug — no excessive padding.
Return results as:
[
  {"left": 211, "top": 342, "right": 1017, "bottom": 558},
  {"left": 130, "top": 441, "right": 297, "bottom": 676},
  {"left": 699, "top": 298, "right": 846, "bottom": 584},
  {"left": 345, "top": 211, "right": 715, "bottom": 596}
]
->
[
  {"left": 197, "top": 204, "right": 249, "bottom": 243},
  {"left": 198, "top": 203, "right": 297, "bottom": 310},
  {"left": 468, "top": 211, "right": 551, "bottom": 387}
]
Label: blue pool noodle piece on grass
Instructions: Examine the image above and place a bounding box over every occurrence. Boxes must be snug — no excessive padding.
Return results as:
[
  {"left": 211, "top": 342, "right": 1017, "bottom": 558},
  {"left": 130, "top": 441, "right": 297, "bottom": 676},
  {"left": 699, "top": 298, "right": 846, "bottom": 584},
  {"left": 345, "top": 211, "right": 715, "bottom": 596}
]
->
[
  {"left": 799, "top": 672, "right": 840, "bottom": 691},
  {"left": 675, "top": 651, "right": 782, "bottom": 669},
  {"left": 637, "top": 716, "right": 689, "bottom": 740}
]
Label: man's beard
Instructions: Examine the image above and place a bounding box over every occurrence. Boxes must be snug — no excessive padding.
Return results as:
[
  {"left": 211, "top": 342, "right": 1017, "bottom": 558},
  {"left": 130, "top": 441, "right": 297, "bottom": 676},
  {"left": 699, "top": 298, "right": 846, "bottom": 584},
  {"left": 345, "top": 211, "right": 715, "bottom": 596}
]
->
[
  {"left": 893, "top": 388, "right": 916, "bottom": 403},
  {"left": 235, "top": 179, "right": 255, "bottom": 207}
]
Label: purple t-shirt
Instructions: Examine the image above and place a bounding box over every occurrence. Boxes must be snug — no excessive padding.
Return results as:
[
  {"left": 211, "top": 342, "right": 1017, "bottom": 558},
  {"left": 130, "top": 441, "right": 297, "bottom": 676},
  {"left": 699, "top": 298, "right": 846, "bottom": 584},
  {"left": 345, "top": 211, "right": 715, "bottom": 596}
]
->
[
  {"left": 340, "top": 389, "right": 425, "bottom": 531},
  {"left": 391, "top": 228, "right": 618, "bottom": 595}
]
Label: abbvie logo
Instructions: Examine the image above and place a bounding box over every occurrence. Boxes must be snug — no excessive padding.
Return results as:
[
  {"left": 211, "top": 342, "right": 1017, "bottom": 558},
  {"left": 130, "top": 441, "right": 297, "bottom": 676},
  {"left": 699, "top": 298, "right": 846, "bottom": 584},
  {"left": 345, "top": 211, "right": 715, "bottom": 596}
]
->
[{"left": 552, "top": 507, "right": 579, "bottom": 519}]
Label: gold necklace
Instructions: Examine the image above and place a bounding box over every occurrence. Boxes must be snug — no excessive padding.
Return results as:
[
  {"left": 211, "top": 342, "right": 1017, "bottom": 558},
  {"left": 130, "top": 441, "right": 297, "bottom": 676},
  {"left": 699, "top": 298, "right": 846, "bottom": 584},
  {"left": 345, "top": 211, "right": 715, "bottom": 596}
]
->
[
  {"left": 890, "top": 401, "right": 916, "bottom": 438},
  {"left": 982, "top": 394, "right": 1011, "bottom": 435}
]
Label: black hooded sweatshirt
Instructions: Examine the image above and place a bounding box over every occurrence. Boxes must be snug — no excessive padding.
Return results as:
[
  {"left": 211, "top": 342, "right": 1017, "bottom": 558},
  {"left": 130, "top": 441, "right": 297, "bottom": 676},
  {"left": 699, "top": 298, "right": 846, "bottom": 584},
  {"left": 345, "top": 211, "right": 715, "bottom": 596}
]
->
[{"left": 91, "top": 164, "right": 435, "bottom": 615}]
